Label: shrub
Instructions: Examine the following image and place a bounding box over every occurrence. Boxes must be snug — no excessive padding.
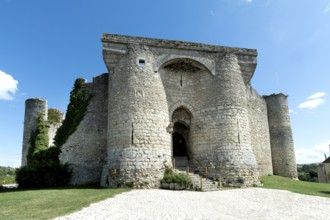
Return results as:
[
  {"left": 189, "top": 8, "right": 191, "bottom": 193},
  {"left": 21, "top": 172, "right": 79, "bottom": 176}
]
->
[
  {"left": 48, "top": 108, "right": 62, "bottom": 124},
  {"left": 237, "top": 176, "right": 245, "bottom": 184},
  {"left": 16, "top": 115, "right": 71, "bottom": 189},
  {"left": 16, "top": 148, "right": 71, "bottom": 189},
  {"left": 160, "top": 166, "right": 192, "bottom": 187}
]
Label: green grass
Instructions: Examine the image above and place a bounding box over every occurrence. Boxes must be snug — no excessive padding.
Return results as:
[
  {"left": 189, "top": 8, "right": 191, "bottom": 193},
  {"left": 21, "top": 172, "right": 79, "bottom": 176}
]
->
[
  {"left": 0, "top": 186, "right": 130, "bottom": 220},
  {"left": 261, "top": 175, "right": 330, "bottom": 198}
]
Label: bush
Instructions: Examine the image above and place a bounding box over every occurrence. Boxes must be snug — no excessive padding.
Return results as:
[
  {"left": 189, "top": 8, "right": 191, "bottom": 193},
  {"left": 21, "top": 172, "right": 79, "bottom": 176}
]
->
[
  {"left": 16, "top": 148, "right": 71, "bottom": 189},
  {"left": 16, "top": 162, "right": 71, "bottom": 189},
  {"left": 48, "top": 108, "right": 62, "bottom": 124},
  {"left": 237, "top": 176, "right": 245, "bottom": 184},
  {"left": 161, "top": 166, "right": 192, "bottom": 187}
]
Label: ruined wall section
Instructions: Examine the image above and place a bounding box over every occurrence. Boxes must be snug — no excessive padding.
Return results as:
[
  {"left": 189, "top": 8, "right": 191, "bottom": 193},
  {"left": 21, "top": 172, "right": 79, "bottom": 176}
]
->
[
  {"left": 21, "top": 98, "right": 48, "bottom": 166},
  {"left": 246, "top": 86, "right": 273, "bottom": 176},
  {"left": 264, "top": 94, "right": 297, "bottom": 179},
  {"left": 59, "top": 74, "right": 108, "bottom": 185},
  {"left": 101, "top": 42, "right": 171, "bottom": 188}
]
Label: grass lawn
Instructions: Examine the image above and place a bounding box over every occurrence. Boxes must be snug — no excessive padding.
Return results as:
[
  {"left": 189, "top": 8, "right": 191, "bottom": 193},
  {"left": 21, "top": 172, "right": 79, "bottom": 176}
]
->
[
  {"left": 0, "top": 186, "right": 130, "bottom": 220},
  {"left": 261, "top": 175, "right": 330, "bottom": 198}
]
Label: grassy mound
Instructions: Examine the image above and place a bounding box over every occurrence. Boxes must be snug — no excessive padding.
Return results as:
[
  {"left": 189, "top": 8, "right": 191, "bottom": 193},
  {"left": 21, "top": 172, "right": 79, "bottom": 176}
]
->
[
  {"left": 0, "top": 187, "right": 130, "bottom": 220},
  {"left": 261, "top": 175, "right": 330, "bottom": 198}
]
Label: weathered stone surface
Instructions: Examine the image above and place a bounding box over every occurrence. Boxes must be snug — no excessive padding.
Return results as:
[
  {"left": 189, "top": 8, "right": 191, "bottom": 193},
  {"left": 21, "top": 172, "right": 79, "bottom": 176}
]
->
[
  {"left": 22, "top": 34, "right": 297, "bottom": 187},
  {"left": 264, "top": 94, "right": 297, "bottom": 179},
  {"left": 60, "top": 74, "right": 108, "bottom": 185},
  {"left": 21, "top": 98, "right": 48, "bottom": 166}
]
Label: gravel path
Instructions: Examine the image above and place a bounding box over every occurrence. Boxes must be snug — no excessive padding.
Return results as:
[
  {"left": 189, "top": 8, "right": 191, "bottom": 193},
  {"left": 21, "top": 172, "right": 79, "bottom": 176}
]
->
[{"left": 56, "top": 188, "right": 330, "bottom": 220}]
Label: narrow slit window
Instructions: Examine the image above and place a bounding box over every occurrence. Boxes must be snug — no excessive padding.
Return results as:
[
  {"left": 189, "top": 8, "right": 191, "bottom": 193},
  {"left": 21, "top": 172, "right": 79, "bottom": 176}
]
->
[
  {"left": 131, "top": 122, "right": 134, "bottom": 145},
  {"left": 138, "top": 59, "right": 145, "bottom": 67}
]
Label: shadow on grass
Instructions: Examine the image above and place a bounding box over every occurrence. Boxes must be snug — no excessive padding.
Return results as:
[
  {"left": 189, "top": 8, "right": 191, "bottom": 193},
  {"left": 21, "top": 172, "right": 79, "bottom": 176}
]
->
[
  {"left": 319, "top": 191, "right": 330, "bottom": 195},
  {"left": 1, "top": 184, "right": 129, "bottom": 193}
]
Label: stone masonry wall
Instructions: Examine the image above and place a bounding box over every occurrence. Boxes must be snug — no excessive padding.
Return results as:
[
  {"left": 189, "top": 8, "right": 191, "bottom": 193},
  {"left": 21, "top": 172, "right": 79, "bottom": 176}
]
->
[
  {"left": 264, "top": 94, "right": 297, "bottom": 179},
  {"left": 21, "top": 98, "right": 48, "bottom": 166},
  {"left": 101, "top": 34, "right": 260, "bottom": 187},
  {"left": 101, "top": 43, "right": 171, "bottom": 188},
  {"left": 188, "top": 54, "right": 259, "bottom": 185},
  {"left": 246, "top": 85, "right": 273, "bottom": 176},
  {"left": 60, "top": 74, "right": 108, "bottom": 185}
]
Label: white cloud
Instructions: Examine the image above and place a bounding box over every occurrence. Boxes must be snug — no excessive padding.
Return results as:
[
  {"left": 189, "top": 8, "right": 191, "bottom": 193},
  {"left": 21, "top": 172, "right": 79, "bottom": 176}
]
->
[
  {"left": 289, "top": 109, "right": 298, "bottom": 114},
  {"left": 298, "top": 92, "right": 326, "bottom": 109},
  {"left": 299, "top": 98, "right": 325, "bottom": 109},
  {"left": 324, "top": 3, "right": 330, "bottom": 13},
  {"left": 296, "top": 140, "right": 330, "bottom": 164},
  {"left": 0, "top": 70, "right": 18, "bottom": 100},
  {"left": 307, "top": 92, "right": 326, "bottom": 100}
]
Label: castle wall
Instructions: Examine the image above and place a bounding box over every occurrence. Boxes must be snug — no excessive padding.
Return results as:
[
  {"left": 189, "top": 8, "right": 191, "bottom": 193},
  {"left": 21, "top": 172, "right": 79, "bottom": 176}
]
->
[
  {"left": 265, "top": 94, "right": 297, "bottom": 179},
  {"left": 317, "top": 163, "right": 330, "bottom": 183},
  {"left": 246, "top": 86, "right": 273, "bottom": 176},
  {"left": 101, "top": 34, "right": 260, "bottom": 187},
  {"left": 59, "top": 74, "right": 108, "bottom": 185},
  {"left": 21, "top": 98, "right": 47, "bottom": 166},
  {"left": 101, "top": 44, "right": 171, "bottom": 188},
  {"left": 158, "top": 53, "right": 260, "bottom": 185},
  {"left": 48, "top": 123, "right": 61, "bottom": 147},
  {"left": 192, "top": 54, "right": 259, "bottom": 185}
]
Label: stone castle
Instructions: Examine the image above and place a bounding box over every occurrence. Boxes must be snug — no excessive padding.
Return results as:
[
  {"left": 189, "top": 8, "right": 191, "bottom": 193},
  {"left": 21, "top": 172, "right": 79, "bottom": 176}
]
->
[{"left": 22, "top": 34, "right": 298, "bottom": 188}]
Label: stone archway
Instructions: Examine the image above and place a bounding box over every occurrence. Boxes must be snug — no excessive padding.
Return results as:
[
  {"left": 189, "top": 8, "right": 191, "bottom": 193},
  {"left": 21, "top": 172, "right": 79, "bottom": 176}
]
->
[
  {"left": 172, "top": 123, "right": 189, "bottom": 157},
  {"left": 171, "top": 107, "right": 192, "bottom": 159}
]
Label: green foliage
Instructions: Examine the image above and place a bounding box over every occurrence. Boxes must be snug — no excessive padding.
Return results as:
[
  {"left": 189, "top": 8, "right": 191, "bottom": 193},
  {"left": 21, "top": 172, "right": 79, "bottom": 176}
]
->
[
  {"left": 16, "top": 147, "right": 71, "bottom": 189},
  {"left": 27, "top": 113, "right": 49, "bottom": 160},
  {"left": 54, "top": 78, "right": 90, "bottom": 148},
  {"left": 0, "top": 187, "right": 130, "bottom": 220},
  {"left": 16, "top": 115, "right": 71, "bottom": 189},
  {"left": 261, "top": 175, "right": 330, "bottom": 198},
  {"left": 237, "top": 176, "right": 245, "bottom": 184},
  {"left": 297, "top": 163, "right": 318, "bottom": 182},
  {"left": 47, "top": 108, "right": 62, "bottom": 124},
  {"left": 161, "top": 166, "right": 192, "bottom": 186},
  {"left": 0, "top": 166, "right": 16, "bottom": 185}
]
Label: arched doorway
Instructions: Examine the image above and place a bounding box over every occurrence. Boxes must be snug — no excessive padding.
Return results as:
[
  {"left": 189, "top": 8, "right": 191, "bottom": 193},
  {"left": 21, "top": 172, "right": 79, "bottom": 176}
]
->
[
  {"left": 171, "top": 107, "right": 192, "bottom": 159},
  {"left": 173, "top": 130, "right": 187, "bottom": 157}
]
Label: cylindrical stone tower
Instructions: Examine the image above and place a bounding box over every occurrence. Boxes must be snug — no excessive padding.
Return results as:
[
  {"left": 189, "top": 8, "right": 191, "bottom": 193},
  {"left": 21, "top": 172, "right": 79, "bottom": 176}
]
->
[
  {"left": 264, "top": 94, "right": 298, "bottom": 179},
  {"left": 21, "top": 98, "right": 47, "bottom": 166},
  {"left": 101, "top": 42, "right": 171, "bottom": 188},
  {"left": 213, "top": 54, "right": 260, "bottom": 185}
]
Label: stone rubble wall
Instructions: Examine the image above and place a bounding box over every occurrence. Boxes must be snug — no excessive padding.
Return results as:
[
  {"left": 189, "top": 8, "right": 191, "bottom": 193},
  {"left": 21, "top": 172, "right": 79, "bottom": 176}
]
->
[
  {"left": 59, "top": 74, "right": 108, "bottom": 185},
  {"left": 246, "top": 86, "right": 273, "bottom": 176}
]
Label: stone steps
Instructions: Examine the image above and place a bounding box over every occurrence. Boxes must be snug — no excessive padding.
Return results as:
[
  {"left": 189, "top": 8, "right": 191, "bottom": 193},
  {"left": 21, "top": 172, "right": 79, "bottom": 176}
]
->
[
  {"left": 172, "top": 156, "right": 220, "bottom": 191},
  {"left": 175, "top": 170, "right": 220, "bottom": 192}
]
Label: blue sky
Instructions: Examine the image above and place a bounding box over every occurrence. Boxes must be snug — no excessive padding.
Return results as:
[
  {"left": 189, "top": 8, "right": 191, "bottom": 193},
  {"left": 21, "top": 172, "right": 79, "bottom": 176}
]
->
[{"left": 1, "top": 0, "right": 330, "bottom": 167}]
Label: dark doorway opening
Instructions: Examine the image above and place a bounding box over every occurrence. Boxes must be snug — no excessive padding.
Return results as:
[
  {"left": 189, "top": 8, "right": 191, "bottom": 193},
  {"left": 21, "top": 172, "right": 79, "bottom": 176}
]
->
[{"left": 173, "top": 132, "right": 187, "bottom": 157}]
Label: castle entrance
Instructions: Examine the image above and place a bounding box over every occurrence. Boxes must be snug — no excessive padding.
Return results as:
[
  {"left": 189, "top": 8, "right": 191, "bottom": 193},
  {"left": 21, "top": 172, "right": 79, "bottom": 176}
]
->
[
  {"left": 171, "top": 107, "right": 192, "bottom": 162},
  {"left": 173, "top": 129, "right": 187, "bottom": 157}
]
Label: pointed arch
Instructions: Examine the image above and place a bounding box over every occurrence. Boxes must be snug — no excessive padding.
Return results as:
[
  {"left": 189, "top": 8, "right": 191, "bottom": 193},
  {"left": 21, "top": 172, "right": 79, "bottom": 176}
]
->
[{"left": 154, "top": 55, "right": 215, "bottom": 76}]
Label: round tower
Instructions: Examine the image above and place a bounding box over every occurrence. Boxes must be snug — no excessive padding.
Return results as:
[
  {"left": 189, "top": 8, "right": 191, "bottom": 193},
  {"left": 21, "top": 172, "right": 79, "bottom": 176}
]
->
[
  {"left": 21, "top": 98, "right": 47, "bottom": 166},
  {"left": 264, "top": 94, "right": 297, "bottom": 179},
  {"left": 101, "top": 43, "right": 171, "bottom": 188},
  {"left": 199, "top": 53, "right": 259, "bottom": 186}
]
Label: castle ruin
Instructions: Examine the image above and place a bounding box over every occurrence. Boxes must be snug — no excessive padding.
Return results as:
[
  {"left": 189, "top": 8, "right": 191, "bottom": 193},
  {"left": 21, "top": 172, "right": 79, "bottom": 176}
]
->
[{"left": 22, "top": 34, "right": 298, "bottom": 188}]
